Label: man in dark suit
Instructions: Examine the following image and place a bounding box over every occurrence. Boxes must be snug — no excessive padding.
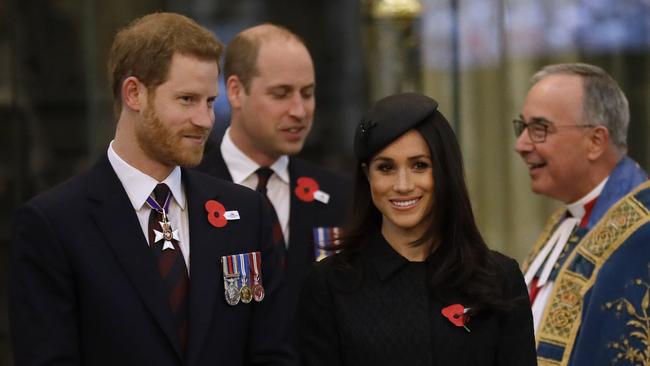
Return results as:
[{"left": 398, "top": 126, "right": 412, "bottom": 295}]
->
[
  {"left": 197, "top": 24, "right": 351, "bottom": 344},
  {"left": 9, "top": 13, "right": 293, "bottom": 366}
]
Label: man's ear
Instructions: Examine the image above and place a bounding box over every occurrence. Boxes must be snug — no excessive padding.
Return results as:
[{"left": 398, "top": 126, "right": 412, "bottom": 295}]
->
[
  {"left": 226, "top": 75, "right": 245, "bottom": 109},
  {"left": 587, "top": 125, "right": 610, "bottom": 161},
  {"left": 121, "top": 76, "right": 147, "bottom": 112}
]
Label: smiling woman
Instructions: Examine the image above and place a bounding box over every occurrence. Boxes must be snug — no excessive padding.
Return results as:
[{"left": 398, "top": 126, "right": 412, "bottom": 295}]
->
[
  {"left": 365, "top": 130, "right": 435, "bottom": 261},
  {"left": 298, "top": 93, "right": 537, "bottom": 366}
]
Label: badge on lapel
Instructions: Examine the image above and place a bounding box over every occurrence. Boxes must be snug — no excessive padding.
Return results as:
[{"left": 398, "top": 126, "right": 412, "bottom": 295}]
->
[
  {"left": 221, "top": 251, "right": 265, "bottom": 305},
  {"left": 312, "top": 226, "right": 343, "bottom": 261},
  {"left": 295, "top": 177, "right": 330, "bottom": 204},
  {"left": 205, "top": 199, "right": 240, "bottom": 228}
]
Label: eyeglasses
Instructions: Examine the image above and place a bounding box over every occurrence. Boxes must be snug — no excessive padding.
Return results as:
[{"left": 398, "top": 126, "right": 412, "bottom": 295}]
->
[{"left": 512, "top": 118, "right": 597, "bottom": 143}]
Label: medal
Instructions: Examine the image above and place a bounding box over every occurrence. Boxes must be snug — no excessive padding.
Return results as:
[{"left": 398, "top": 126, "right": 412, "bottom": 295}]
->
[
  {"left": 312, "top": 227, "right": 342, "bottom": 261},
  {"left": 252, "top": 278, "right": 265, "bottom": 302},
  {"left": 222, "top": 252, "right": 264, "bottom": 304},
  {"left": 225, "top": 276, "right": 240, "bottom": 306},
  {"left": 146, "top": 190, "right": 179, "bottom": 251},
  {"left": 250, "top": 252, "right": 265, "bottom": 302},
  {"left": 154, "top": 219, "right": 179, "bottom": 250},
  {"left": 240, "top": 285, "right": 252, "bottom": 304},
  {"left": 221, "top": 255, "right": 241, "bottom": 306},
  {"left": 238, "top": 254, "right": 253, "bottom": 303}
]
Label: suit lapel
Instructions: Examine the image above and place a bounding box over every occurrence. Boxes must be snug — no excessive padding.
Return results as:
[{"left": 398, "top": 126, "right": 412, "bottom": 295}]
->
[
  {"left": 184, "top": 170, "right": 231, "bottom": 366},
  {"left": 287, "top": 160, "right": 316, "bottom": 279},
  {"left": 87, "top": 157, "right": 183, "bottom": 360}
]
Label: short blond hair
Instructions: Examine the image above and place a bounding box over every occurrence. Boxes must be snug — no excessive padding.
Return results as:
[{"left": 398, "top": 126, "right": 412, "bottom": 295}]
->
[{"left": 107, "top": 12, "right": 224, "bottom": 117}]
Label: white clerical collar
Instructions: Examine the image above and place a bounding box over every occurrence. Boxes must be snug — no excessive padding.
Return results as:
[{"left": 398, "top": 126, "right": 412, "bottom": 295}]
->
[
  {"left": 107, "top": 141, "right": 186, "bottom": 211},
  {"left": 220, "top": 127, "right": 290, "bottom": 184},
  {"left": 566, "top": 177, "right": 608, "bottom": 219}
]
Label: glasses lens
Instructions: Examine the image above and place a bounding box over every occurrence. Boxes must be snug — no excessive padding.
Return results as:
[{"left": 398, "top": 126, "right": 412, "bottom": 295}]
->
[{"left": 529, "top": 123, "right": 546, "bottom": 142}]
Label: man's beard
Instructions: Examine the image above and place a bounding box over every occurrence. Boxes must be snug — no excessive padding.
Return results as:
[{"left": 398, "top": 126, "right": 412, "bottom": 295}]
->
[{"left": 136, "top": 105, "right": 210, "bottom": 168}]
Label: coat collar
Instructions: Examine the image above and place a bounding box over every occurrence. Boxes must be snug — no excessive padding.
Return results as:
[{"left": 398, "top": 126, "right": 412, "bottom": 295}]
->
[{"left": 365, "top": 231, "right": 412, "bottom": 282}]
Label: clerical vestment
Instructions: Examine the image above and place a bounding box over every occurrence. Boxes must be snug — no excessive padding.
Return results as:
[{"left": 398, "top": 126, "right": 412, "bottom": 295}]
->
[{"left": 522, "top": 157, "right": 649, "bottom": 366}]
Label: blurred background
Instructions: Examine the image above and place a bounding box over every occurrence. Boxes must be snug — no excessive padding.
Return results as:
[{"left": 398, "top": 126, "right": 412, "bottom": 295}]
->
[{"left": 3, "top": 0, "right": 650, "bottom": 363}]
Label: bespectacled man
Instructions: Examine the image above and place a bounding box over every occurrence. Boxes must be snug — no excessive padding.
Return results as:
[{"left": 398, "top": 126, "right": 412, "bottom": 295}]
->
[{"left": 514, "top": 62, "right": 650, "bottom": 366}]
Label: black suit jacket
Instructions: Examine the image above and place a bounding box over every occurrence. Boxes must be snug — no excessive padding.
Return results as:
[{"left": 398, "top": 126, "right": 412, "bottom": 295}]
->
[
  {"left": 197, "top": 144, "right": 352, "bottom": 342},
  {"left": 299, "top": 232, "right": 537, "bottom": 366},
  {"left": 9, "top": 156, "right": 294, "bottom": 366}
]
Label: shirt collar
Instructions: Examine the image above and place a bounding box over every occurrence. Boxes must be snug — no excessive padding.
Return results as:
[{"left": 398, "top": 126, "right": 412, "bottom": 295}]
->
[
  {"left": 566, "top": 176, "right": 608, "bottom": 219},
  {"left": 107, "top": 141, "right": 186, "bottom": 210},
  {"left": 220, "top": 127, "right": 290, "bottom": 184}
]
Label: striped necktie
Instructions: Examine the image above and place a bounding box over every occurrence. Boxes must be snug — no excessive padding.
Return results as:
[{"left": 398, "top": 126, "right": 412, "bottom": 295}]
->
[
  {"left": 255, "top": 168, "right": 288, "bottom": 267},
  {"left": 148, "top": 183, "right": 189, "bottom": 351}
]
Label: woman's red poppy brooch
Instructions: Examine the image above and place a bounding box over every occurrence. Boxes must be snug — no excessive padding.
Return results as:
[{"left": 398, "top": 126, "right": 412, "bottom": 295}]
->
[{"left": 441, "top": 304, "right": 471, "bottom": 333}]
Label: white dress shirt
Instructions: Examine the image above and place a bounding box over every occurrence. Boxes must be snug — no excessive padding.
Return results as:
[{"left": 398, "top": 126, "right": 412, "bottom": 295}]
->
[
  {"left": 525, "top": 177, "right": 608, "bottom": 333},
  {"left": 220, "top": 127, "right": 291, "bottom": 245},
  {"left": 107, "top": 141, "right": 191, "bottom": 272}
]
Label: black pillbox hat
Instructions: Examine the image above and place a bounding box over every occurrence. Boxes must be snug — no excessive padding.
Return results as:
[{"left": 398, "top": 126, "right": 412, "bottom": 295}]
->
[{"left": 353, "top": 92, "right": 439, "bottom": 161}]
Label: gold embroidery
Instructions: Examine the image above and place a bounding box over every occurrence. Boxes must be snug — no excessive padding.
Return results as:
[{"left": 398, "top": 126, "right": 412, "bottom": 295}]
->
[
  {"left": 560, "top": 291, "right": 580, "bottom": 307},
  {"left": 604, "top": 267, "right": 650, "bottom": 365},
  {"left": 536, "top": 181, "right": 650, "bottom": 366},
  {"left": 582, "top": 203, "right": 641, "bottom": 259},
  {"left": 541, "top": 273, "right": 584, "bottom": 339}
]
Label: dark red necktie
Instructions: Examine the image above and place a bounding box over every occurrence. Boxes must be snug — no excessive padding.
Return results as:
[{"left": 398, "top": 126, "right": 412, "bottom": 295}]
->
[
  {"left": 529, "top": 277, "right": 541, "bottom": 304},
  {"left": 255, "top": 168, "right": 287, "bottom": 267},
  {"left": 148, "top": 183, "right": 189, "bottom": 351}
]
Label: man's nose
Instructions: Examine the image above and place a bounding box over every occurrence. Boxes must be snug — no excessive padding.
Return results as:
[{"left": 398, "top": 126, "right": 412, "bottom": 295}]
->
[
  {"left": 193, "top": 103, "right": 215, "bottom": 129},
  {"left": 514, "top": 128, "right": 534, "bottom": 154},
  {"left": 288, "top": 94, "right": 307, "bottom": 119}
]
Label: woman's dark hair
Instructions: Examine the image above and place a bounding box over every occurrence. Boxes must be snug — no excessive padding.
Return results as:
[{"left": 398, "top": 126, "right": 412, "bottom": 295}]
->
[{"left": 341, "top": 111, "right": 511, "bottom": 312}]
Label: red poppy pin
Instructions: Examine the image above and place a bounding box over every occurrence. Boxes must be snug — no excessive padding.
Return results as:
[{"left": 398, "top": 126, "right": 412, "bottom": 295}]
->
[
  {"left": 294, "top": 177, "right": 330, "bottom": 204},
  {"left": 441, "top": 304, "right": 471, "bottom": 333},
  {"left": 205, "top": 200, "right": 240, "bottom": 228}
]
